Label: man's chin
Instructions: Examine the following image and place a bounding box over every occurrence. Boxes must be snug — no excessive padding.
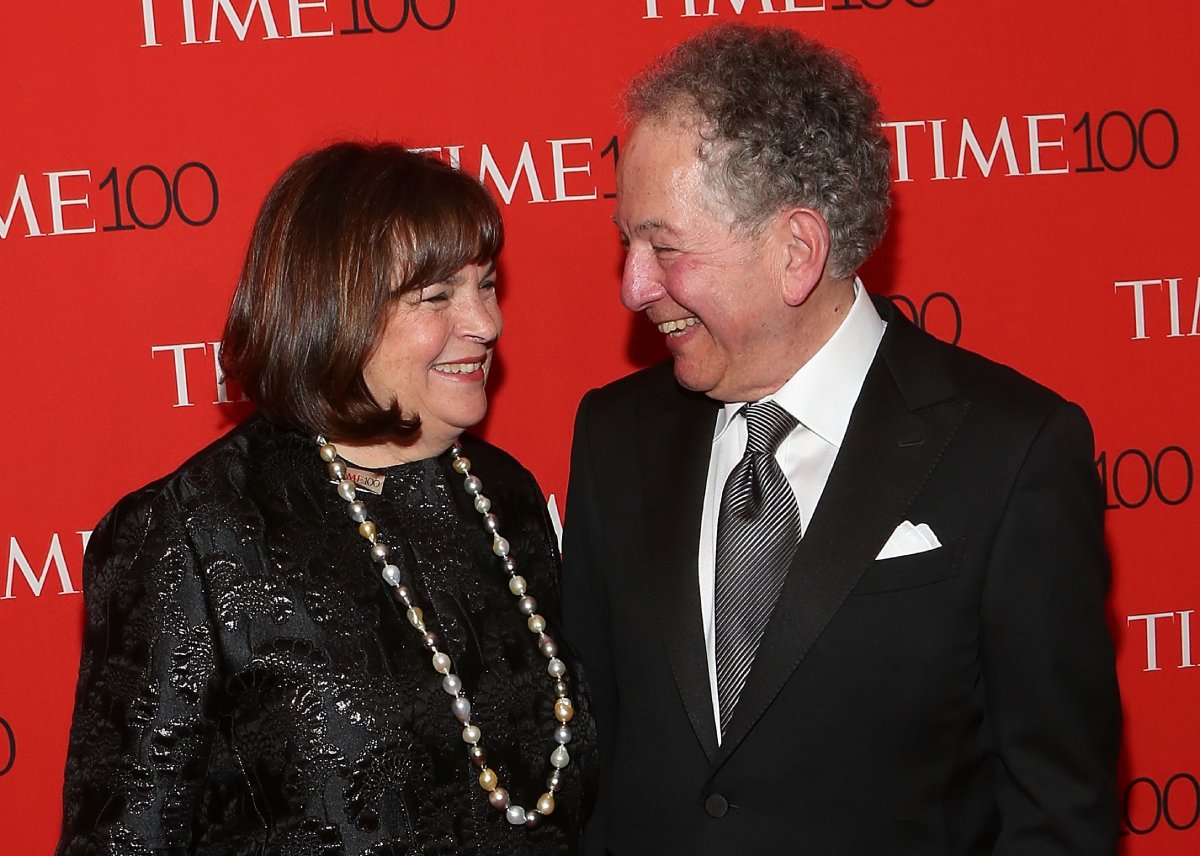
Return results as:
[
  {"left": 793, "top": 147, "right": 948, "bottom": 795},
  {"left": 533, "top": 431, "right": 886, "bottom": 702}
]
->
[{"left": 671, "top": 359, "right": 721, "bottom": 399}]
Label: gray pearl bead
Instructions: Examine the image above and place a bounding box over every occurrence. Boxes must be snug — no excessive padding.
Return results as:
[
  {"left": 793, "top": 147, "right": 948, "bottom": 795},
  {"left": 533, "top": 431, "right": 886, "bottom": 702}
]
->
[
  {"left": 451, "top": 697, "right": 471, "bottom": 723},
  {"left": 505, "top": 805, "right": 526, "bottom": 825},
  {"left": 337, "top": 479, "right": 357, "bottom": 501},
  {"left": 421, "top": 632, "right": 439, "bottom": 651},
  {"left": 463, "top": 475, "right": 483, "bottom": 495},
  {"left": 546, "top": 770, "right": 563, "bottom": 791},
  {"left": 381, "top": 564, "right": 401, "bottom": 587},
  {"left": 550, "top": 746, "right": 570, "bottom": 768},
  {"left": 503, "top": 558, "right": 517, "bottom": 573},
  {"left": 442, "top": 674, "right": 462, "bottom": 695},
  {"left": 482, "top": 513, "right": 500, "bottom": 532},
  {"left": 370, "top": 543, "right": 389, "bottom": 562},
  {"left": 524, "top": 809, "right": 542, "bottom": 830},
  {"left": 348, "top": 501, "right": 367, "bottom": 523},
  {"left": 554, "top": 680, "right": 569, "bottom": 698},
  {"left": 554, "top": 725, "right": 572, "bottom": 745},
  {"left": 547, "top": 658, "right": 566, "bottom": 678},
  {"left": 396, "top": 584, "right": 412, "bottom": 604},
  {"left": 518, "top": 596, "right": 537, "bottom": 616},
  {"left": 327, "top": 460, "right": 346, "bottom": 480},
  {"left": 539, "top": 637, "right": 558, "bottom": 658}
]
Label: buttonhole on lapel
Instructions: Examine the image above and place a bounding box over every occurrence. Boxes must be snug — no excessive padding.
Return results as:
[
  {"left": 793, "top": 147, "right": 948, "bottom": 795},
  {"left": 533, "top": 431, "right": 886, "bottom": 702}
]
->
[{"left": 897, "top": 437, "right": 925, "bottom": 448}]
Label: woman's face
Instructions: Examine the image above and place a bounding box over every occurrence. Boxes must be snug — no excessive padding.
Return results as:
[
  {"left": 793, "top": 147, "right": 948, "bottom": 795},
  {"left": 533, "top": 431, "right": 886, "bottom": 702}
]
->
[{"left": 363, "top": 261, "right": 502, "bottom": 459}]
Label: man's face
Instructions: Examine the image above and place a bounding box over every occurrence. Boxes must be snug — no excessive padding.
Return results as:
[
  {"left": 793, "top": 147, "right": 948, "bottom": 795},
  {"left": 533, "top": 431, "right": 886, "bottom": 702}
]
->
[{"left": 614, "top": 118, "right": 792, "bottom": 403}]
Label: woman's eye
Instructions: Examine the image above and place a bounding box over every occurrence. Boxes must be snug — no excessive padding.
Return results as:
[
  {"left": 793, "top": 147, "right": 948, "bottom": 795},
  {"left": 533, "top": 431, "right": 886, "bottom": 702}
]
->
[
  {"left": 481, "top": 279, "right": 497, "bottom": 291},
  {"left": 422, "top": 290, "right": 450, "bottom": 303}
]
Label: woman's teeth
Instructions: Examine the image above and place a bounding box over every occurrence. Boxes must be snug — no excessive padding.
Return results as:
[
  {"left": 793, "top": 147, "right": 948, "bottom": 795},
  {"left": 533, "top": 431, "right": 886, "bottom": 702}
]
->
[{"left": 434, "top": 361, "right": 483, "bottom": 374}]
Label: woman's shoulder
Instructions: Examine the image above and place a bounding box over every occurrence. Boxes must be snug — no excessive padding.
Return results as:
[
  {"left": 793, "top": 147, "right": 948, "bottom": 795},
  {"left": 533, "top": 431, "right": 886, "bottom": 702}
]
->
[
  {"left": 456, "top": 433, "right": 539, "bottom": 487},
  {"left": 96, "top": 415, "right": 301, "bottom": 531}
]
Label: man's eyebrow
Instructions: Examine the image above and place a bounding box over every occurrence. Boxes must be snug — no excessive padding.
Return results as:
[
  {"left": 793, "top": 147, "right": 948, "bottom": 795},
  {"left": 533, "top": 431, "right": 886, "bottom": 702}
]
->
[{"left": 610, "top": 215, "right": 677, "bottom": 236}]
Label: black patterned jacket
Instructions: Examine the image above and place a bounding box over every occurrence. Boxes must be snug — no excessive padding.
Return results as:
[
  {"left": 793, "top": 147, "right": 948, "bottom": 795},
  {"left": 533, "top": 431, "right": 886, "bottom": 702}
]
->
[{"left": 57, "top": 416, "right": 596, "bottom": 856}]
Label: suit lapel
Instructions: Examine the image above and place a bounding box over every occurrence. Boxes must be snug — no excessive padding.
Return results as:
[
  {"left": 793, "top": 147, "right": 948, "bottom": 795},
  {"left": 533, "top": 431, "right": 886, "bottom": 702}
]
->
[
  {"left": 638, "top": 379, "right": 722, "bottom": 762},
  {"left": 714, "top": 305, "right": 971, "bottom": 764}
]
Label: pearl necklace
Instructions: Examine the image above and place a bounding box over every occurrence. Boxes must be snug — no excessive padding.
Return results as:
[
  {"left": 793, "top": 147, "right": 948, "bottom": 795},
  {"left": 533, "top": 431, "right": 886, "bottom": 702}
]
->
[{"left": 316, "top": 437, "right": 573, "bottom": 829}]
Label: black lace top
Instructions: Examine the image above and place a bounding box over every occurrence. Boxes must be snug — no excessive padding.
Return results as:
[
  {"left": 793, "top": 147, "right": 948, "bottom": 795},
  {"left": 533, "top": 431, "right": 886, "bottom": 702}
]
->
[{"left": 56, "top": 416, "right": 596, "bottom": 855}]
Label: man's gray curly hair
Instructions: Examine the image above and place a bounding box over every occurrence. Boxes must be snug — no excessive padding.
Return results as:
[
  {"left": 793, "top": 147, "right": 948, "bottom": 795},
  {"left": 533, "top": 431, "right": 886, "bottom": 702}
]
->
[{"left": 624, "top": 24, "right": 892, "bottom": 279}]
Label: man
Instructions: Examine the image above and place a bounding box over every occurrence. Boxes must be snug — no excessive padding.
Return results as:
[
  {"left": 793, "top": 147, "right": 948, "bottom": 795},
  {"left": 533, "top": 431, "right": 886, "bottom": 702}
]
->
[{"left": 561, "top": 24, "right": 1119, "bottom": 854}]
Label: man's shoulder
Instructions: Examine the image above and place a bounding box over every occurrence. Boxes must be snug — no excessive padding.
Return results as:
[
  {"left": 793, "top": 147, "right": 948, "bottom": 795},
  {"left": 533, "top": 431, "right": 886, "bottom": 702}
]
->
[
  {"left": 940, "top": 335, "right": 1071, "bottom": 419},
  {"left": 879, "top": 298, "right": 1075, "bottom": 423},
  {"left": 577, "top": 360, "right": 703, "bottom": 426},
  {"left": 588, "top": 359, "right": 679, "bottom": 402}
]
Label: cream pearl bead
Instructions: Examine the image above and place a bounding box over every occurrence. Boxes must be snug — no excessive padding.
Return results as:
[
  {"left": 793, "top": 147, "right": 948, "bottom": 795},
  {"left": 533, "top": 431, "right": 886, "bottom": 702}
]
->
[{"left": 536, "top": 792, "right": 556, "bottom": 816}]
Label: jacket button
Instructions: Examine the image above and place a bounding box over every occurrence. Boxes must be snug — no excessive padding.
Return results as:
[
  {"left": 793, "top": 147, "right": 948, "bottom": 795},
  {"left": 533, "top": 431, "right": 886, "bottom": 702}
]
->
[{"left": 704, "top": 793, "right": 729, "bottom": 818}]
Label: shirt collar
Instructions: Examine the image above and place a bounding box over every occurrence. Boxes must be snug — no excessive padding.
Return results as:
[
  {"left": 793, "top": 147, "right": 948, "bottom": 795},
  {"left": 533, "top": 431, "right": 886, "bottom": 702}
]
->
[{"left": 713, "top": 278, "right": 885, "bottom": 447}]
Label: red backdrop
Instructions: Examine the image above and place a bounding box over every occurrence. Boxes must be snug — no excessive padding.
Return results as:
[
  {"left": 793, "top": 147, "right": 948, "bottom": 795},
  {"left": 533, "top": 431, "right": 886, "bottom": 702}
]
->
[{"left": 2, "top": 2, "right": 1197, "bottom": 851}]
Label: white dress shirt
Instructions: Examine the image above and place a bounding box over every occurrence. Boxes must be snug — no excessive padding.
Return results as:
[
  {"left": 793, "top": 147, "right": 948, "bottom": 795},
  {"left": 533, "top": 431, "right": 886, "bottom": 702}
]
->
[{"left": 699, "top": 279, "right": 885, "bottom": 741}]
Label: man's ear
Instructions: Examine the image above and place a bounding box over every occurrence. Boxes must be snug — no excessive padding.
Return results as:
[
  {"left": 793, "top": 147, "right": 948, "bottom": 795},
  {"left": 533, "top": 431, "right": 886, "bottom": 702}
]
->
[{"left": 778, "top": 207, "right": 831, "bottom": 307}]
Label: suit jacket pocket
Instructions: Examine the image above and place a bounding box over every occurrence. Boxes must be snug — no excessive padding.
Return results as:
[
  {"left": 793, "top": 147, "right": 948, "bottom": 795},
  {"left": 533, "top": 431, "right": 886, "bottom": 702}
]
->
[{"left": 852, "top": 536, "right": 965, "bottom": 595}]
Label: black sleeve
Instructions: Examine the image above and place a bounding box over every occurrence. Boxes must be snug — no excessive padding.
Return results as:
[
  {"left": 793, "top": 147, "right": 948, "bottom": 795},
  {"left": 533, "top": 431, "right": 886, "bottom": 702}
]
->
[
  {"left": 560, "top": 390, "right": 619, "bottom": 855},
  {"left": 56, "top": 488, "right": 231, "bottom": 856},
  {"left": 981, "top": 401, "right": 1121, "bottom": 854}
]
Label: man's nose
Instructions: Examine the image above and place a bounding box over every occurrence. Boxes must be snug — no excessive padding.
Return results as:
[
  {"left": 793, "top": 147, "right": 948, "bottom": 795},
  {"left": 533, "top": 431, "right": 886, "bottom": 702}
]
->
[{"left": 620, "top": 250, "right": 663, "bottom": 312}]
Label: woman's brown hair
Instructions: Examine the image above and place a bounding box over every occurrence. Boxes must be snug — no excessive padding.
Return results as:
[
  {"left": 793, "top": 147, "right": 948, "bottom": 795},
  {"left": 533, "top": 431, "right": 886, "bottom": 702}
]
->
[{"left": 221, "top": 141, "right": 504, "bottom": 439}]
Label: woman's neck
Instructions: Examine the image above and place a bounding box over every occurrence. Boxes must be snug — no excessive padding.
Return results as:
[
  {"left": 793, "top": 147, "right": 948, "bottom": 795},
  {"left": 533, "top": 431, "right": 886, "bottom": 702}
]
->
[{"left": 330, "top": 433, "right": 458, "bottom": 468}]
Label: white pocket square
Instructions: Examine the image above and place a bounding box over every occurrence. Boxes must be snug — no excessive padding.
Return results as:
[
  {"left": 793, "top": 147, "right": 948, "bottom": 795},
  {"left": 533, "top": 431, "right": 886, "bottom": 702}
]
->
[{"left": 875, "top": 521, "right": 942, "bottom": 560}]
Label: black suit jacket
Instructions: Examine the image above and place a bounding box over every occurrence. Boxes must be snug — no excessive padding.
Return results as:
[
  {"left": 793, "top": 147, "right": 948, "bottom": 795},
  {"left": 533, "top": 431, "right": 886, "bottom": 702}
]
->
[{"left": 562, "top": 298, "right": 1119, "bottom": 854}]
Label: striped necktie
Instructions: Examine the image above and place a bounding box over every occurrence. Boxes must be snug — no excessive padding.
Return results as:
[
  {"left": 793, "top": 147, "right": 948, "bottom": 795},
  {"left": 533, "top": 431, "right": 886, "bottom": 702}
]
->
[{"left": 714, "top": 400, "right": 801, "bottom": 734}]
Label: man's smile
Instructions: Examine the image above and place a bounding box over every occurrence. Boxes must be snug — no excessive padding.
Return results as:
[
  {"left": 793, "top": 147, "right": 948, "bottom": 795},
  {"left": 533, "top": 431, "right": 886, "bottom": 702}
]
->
[{"left": 656, "top": 316, "right": 701, "bottom": 336}]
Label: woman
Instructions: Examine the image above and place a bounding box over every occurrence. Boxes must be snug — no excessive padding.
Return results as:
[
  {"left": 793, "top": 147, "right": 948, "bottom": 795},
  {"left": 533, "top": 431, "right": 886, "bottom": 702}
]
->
[{"left": 57, "top": 142, "right": 596, "bottom": 854}]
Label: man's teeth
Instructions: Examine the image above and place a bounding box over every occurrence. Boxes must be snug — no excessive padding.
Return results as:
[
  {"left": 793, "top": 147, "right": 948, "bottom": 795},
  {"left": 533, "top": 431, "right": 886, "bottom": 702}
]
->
[
  {"left": 434, "top": 361, "right": 483, "bottom": 374},
  {"left": 657, "top": 317, "right": 700, "bottom": 335}
]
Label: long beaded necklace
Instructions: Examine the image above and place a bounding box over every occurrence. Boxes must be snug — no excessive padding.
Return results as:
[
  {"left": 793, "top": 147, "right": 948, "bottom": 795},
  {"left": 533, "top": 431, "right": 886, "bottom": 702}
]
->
[{"left": 316, "top": 436, "right": 574, "bottom": 829}]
